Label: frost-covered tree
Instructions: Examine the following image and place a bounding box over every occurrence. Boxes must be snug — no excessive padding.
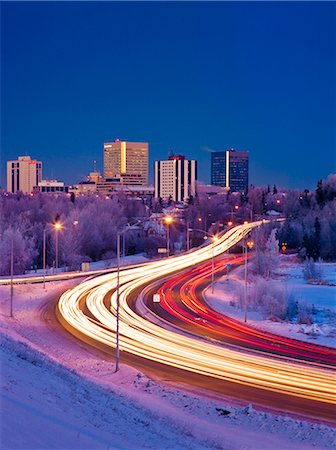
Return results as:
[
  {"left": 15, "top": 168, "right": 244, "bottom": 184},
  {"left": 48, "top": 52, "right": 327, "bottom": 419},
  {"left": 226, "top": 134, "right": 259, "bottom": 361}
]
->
[
  {"left": 251, "top": 228, "right": 279, "bottom": 278},
  {"left": 0, "top": 227, "right": 37, "bottom": 275},
  {"left": 302, "top": 258, "right": 323, "bottom": 282}
]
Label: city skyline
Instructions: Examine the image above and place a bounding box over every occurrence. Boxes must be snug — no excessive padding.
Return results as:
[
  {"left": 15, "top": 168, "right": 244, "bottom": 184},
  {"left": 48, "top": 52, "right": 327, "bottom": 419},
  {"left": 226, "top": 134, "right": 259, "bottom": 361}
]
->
[{"left": 1, "top": 2, "right": 335, "bottom": 189}]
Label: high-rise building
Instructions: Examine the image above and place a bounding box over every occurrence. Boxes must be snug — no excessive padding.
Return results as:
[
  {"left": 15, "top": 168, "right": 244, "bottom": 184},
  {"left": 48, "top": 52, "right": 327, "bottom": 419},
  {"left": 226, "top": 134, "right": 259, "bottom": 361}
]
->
[
  {"left": 7, "top": 156, "right": 42, "bottom": 194},
  {"left": 154, "top": 155, "right": 197, "bottom": 202},
  {"left": 211, "top": 148, "right": 248, "bottom": 192},
  {"left": 103, "top": 139, "right": 148, "bottom": 186}
]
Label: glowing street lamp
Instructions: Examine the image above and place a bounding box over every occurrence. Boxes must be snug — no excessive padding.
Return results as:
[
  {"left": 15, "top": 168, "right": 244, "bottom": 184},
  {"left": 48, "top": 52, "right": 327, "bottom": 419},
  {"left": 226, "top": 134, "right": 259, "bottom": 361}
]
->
[
  {"left": 53, "top": 222, "right": 63, "bottom": 272},
  {"left": 227, "top": 221, "right": 233, "bottom": 227},
  {"left": 164, "top": 216, "right": 174, "bottom": 257}
]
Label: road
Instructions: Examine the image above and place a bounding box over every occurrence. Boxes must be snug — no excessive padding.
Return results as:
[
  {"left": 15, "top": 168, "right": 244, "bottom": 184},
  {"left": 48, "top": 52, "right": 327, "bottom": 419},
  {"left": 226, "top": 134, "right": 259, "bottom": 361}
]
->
[
  {"left": 56, "top": 221, "right": 336, "bottom": 421},
  {"left": 141, "top": 256, "right": 335, "bottom": 365}
]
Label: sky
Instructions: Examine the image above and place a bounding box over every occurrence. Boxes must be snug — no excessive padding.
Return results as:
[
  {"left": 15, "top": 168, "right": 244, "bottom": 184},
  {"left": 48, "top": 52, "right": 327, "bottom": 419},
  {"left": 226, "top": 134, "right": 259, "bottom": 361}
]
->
[{"left": 1, "top": 1, "right": 335, "bottom": 190}]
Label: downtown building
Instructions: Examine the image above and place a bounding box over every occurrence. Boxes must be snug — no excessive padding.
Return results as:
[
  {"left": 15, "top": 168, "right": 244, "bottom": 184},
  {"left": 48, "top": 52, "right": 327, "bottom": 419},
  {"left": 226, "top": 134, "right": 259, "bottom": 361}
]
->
[
  {"left": 103, "top": 139, "right": 148, "bottom": 186},
  {"left": 7, "top": 155, "right": 42, "bottom": 194},
  {"left": 154, "top": 155, "right": 197, "bottom": 202},
  {"left": 211, "top": 148, "right": 249, "bottom": 192}
]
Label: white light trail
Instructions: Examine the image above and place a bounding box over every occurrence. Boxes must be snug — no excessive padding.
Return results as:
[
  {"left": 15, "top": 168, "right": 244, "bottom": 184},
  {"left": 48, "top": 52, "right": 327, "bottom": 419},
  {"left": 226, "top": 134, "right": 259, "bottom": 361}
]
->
[{"left": 57, "top": 222, "right": 335, "bottom": 404}]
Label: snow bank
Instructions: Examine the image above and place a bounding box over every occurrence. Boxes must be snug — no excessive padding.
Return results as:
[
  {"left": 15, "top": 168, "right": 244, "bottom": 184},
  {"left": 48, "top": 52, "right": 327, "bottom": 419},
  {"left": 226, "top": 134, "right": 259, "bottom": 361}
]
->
[{"left": 2, "top": 333, "right": 335, "bottom": 450}]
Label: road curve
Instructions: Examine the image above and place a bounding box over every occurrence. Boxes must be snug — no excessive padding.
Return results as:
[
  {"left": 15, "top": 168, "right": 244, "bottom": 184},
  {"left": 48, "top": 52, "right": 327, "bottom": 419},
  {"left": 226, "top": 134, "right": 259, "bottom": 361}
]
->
[
  {"left": 141, "top": 257, "right": 335, "bottom": 365},
  {"left": 56, "top": 222, "right": 336, "bottom": 420}
]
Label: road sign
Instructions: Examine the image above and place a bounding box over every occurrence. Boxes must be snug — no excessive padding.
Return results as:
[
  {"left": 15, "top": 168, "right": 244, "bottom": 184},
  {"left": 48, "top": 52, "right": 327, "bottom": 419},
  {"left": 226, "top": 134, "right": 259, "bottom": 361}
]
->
[
  {"left": 158, "top": 248, "right": 167, "bottom": 254},
  {"left": 226, "top": 264, "right": 232, "bottom": 270},
  {"left": 153, "top": 294, "right": 161, "bottom": 303}
]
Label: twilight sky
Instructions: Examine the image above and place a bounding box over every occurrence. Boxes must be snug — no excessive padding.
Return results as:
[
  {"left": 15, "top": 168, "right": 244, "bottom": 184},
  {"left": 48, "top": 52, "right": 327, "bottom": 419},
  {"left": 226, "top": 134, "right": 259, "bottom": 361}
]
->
[{"left": 1, "top": 1, "right": 335, "bottom": 189}]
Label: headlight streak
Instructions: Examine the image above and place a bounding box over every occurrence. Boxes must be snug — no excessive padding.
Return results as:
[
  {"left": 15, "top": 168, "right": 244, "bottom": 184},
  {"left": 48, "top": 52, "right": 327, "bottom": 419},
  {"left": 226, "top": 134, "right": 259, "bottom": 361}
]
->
[
  {"left": 154, "top": 259, "right": 335, "bottom": 364},
  {"left": 57, "top": 222, "right": 335, "bottom": 405}
]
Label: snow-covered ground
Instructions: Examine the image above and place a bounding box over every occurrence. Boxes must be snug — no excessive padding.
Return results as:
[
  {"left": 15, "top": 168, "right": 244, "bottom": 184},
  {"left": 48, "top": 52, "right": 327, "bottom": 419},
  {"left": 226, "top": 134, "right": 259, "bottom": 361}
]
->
[
  {"left": 277, "top": 258, "right": 336, "bottom": 310},
  {"left": 19, "top": 253, "right": 150, "bottom": 276},
  {"left": 205, "top": 256, "right": 336, "bottom": 347},
  {"left": 1, "top": 276, "right": 335, "bottom": 449}
]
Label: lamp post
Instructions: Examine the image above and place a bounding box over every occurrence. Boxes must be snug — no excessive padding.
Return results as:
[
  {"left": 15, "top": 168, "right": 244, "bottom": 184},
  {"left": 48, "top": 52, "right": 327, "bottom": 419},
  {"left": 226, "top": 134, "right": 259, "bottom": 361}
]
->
[
  {"left": 164, "top": 216, "right": 173, "bottom": 257},
  {"left": 10, "top": 238, "right": 14, "bottom": 317},
  {"left": 243, "top": 240, "right": 254, "bottom": 322},
  {"left": 192, "top": 228, "right": 218, "bottom": 293},
  {"left": 114, "top": 220, "right": 144, "bottom": 372},
  {"left": 230, "top": 204, "right": 239, "bottom": 222},
  {"left": 115, "top": 231, "right": 121, "bottom": 373},
  {"left": 43, "top": 229, "right": 46, "bottom": 289},
  {"left": 53, "top": 221, "right": 62, "bottom": 272},
  {"left": 211, "top": 235, "right": 218, "bottom": 293}
]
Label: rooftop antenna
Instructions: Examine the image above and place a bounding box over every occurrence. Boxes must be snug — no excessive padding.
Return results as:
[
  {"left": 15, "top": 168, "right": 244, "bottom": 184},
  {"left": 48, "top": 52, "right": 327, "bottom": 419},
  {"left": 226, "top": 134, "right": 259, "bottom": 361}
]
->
[{"left": 94, "top": 160, "right": 97, "bottom": 172}]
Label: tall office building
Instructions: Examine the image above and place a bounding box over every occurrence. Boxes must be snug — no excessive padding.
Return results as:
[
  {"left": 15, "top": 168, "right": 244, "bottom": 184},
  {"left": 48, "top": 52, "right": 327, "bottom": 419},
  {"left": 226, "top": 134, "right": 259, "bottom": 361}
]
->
[
  {"left": 7, "top": 156, "right": 42, "bottom": 194},
  {"left": 211, "top": 148, "right": 248, "bottom": 192},
  {"left": 154, "top": 155, "right": 197, "bottom": 202},
  {"left": 104, "top": 139, "right": 148, "bottom": 185}
]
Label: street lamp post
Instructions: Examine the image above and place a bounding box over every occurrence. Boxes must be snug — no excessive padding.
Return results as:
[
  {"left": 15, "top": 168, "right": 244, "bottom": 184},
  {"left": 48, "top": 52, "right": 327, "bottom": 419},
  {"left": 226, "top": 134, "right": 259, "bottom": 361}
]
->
[
  {"left": 186, "top": 221, "right": 191, "bottom": 251},
  {"left": 10, "top": 238, "right": 14, "bottom": 317},
  {"left": 243, "top": 240, "right": 254, "bottom": 322},
  {"left": 191, "top": 228, "right": 218, "bottom": 293},
  {"left": 43, "top": 229, "right": 46, "bottom": 289},
  {"left": 53, "top": 222, "right": 62, "bottom": 272},
  {"left": 164, "top": 216, "right": 173, "bottom": 257},
  {"left": 115, "top": 231, "right": 121, "bottom": 373},
  {"left": 114, "top": 220, "right": 145, "bottom": 372}
]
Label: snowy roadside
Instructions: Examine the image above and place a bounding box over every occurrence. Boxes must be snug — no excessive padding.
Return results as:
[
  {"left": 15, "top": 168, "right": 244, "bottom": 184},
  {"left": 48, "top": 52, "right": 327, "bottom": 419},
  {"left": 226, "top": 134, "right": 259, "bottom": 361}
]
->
[
  {"left": 205, "top": 257, "right": 336, "bottom": 348},
  {"left": 1, "top": 280, "right": 335, "bottom": 449}
]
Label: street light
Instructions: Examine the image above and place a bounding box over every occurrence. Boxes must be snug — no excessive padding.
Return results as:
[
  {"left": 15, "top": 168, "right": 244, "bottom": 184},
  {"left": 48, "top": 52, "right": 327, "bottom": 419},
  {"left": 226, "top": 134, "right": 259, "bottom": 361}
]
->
[
  {"left": 10, "top": 238, "right": 14, "bottom": 317},
  {"left": 42, "top": 221, "right": 63, "bottom": 288},
  {"left": 243, "top": 240, "right": 254, "bottom": 322},
  {"left": 53, "top": 221, "right": 63, "bottom": 272},
  {"left": 115, "top": 220, "right": 145, "bottom": 372},
  {"left": 211, "top": 235, "right": 218, "bottom": 293},
  {"left": 163, "top": 216, "right": 173, "bottom": 257},
  {"left": 192, "top": 228, "right": 218, "bottom": 293},
  {"left": 231, "top": 205, "right": 239, "bottom": 221},
  {"left": 115, "top": 231, "right": 121, "bottom": 373}
]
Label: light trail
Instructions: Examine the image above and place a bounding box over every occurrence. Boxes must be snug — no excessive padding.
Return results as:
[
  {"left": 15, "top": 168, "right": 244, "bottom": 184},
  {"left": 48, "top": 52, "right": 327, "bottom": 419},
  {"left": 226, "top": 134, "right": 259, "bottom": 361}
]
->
[
  {"left": 57, "top": 222, "right": 336, "bottom": 406},
  {"left": 151, "top": 259, "right": 335, "bottom": 364}
]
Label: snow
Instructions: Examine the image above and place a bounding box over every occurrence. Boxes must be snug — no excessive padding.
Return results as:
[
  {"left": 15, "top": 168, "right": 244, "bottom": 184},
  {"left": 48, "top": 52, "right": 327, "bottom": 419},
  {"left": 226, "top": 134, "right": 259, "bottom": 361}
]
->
[
  {"left": 1, "top": 279, "right": 335, "bottom": 449},
  {"left": 88, "top": 253, "right": 149, "bottom": 270},
  {"left": 205, "top": 257, "right": 336, "bottom": 348},
  {"left": 277, "top": 259, "right": 336, "bottom": 311},
  {"left": 18, "top": 253, "right": 150, "bottom": 276}
]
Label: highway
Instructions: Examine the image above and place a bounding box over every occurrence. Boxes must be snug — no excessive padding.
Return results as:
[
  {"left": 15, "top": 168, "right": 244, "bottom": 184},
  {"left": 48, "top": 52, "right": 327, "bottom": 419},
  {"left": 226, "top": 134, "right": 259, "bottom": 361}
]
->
[
  {"left": 56, "top": 221, "right": 336, "bottom": 420},
  {"left": 142, "top": 257, "right": 335, "bottom": 365}
]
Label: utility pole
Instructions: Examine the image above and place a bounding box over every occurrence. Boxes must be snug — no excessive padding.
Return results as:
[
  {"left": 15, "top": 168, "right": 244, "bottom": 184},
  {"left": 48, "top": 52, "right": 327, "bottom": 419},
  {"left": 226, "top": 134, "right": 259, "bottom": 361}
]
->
[
  {"left": 186, "top": 221, "right": 190, "bottom": 251},
  {"left": 115, "top": 232, "right": 121, "bottom": 372},
  {"left": 244, "top": 246, "right": 247, "bottom": 322},
  {"left": 10, "top": 238, "right": 14, "bottom": 318},
  {"left": 55, "top": 230, "right": 59, "bottom": 271},
  {"left": 211, "top": 241, "right": 215, "bottom": 294},
  {"left": 244, "top": 240, "right": 254, "bottom": 322},
  {"left": 43, "top": 229, "right": 46, "bottom": 290}
]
